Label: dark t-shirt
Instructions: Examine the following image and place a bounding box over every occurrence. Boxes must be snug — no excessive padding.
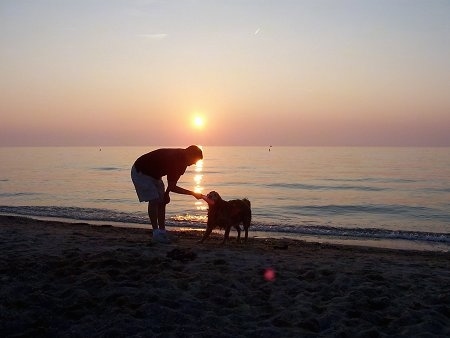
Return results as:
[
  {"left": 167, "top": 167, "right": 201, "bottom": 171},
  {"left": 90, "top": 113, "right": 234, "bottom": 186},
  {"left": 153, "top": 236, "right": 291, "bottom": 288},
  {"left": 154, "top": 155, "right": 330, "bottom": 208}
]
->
[{"left": 133, "top": 148, "right": 188, "bottom": 182}]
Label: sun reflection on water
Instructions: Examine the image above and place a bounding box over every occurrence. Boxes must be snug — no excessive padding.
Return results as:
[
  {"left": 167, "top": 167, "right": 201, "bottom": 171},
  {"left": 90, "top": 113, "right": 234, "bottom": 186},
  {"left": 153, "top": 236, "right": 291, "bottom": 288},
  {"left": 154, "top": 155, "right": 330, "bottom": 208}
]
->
[
  {"left": 172, "top": 214, "right": 207, "bottom": 222},
  {"left": 171, "top": 151, "right": 208, "bottom": 223},
  {"left": 194, "top": 159, "right": 208, "bottom": 211},
  {"left": 170, "top": 158, "right": 208, "bottom": 223}
]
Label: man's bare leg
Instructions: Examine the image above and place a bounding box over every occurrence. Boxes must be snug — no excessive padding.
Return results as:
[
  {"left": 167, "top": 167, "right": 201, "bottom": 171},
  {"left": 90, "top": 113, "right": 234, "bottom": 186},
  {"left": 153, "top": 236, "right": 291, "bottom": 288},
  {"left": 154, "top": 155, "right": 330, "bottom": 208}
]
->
[
  {"left": 148, "top": 202, "right": 158, "bottom": 230},
  {"left": 158, "top": 203, "right": 166, "bottom": 230}
]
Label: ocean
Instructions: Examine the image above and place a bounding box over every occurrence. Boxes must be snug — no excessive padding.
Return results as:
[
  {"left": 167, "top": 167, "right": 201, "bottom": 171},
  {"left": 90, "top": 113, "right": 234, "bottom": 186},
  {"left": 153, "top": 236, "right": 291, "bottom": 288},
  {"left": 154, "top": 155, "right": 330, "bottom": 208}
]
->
[{"left": 1, "top": 146, "right": 449, "bottom": 251}]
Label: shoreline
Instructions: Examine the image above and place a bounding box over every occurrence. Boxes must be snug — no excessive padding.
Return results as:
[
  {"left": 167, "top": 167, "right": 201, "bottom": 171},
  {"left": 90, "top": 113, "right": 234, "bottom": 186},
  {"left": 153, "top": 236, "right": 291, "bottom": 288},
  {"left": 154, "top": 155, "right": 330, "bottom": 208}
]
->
[
  {"left": 2, "top": 212, "right": 449, "bottom": 253},
  {"left": 1, "top": 215, "right": 449, "bottom": 337}
]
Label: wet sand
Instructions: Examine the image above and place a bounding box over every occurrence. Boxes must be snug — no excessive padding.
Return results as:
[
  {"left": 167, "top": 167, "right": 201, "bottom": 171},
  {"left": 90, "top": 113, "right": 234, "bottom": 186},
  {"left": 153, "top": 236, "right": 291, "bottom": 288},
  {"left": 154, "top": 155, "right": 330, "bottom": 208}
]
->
[{"left": 0, "top": 215, "right": 449, "bottom": 337}]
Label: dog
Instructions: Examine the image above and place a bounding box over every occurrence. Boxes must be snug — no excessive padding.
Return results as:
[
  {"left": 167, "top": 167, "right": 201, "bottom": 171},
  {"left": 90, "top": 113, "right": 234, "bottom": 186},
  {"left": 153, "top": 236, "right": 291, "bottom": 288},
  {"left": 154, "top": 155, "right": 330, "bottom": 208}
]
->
[{"left": 200, "top": 191, "right": 251, "bottom": 244}]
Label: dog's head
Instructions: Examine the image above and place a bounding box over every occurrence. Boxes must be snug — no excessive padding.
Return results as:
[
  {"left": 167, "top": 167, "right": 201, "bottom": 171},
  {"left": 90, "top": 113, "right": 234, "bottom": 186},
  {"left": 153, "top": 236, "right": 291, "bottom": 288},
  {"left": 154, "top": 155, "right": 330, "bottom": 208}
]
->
[{"left": 206, "top": 191, "right": 222, "bottom": 202}]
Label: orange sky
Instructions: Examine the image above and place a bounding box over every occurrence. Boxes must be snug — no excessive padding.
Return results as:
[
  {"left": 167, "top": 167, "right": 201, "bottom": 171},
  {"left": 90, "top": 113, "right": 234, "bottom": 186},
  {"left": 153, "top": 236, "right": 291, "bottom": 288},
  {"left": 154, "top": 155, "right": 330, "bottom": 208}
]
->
[{"left": 1, "top": 0, "right": 449, "bottom": 146}]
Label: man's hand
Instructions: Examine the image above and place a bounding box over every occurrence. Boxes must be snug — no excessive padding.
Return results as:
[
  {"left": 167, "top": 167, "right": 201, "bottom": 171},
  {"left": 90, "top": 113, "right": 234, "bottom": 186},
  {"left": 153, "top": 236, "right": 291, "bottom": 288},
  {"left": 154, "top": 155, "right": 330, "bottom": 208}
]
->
[{"left": 193, "top": 192, "right": 203, "bottom": 200}]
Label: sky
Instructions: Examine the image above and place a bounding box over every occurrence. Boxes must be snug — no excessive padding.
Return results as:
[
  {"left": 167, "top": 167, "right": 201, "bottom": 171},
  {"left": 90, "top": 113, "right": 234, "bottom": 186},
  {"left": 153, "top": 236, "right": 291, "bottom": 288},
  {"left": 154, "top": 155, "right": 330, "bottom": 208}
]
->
[{"left": 1, "top": 0, "right": 449, "bottom": 146}]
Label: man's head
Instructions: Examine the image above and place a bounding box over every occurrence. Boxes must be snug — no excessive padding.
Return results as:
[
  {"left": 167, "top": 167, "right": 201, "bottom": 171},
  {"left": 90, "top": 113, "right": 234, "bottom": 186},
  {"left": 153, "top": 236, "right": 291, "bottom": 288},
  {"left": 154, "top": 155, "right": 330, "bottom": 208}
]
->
[{"left": 185, "top": 145, "right": 203, "bottom": 165}]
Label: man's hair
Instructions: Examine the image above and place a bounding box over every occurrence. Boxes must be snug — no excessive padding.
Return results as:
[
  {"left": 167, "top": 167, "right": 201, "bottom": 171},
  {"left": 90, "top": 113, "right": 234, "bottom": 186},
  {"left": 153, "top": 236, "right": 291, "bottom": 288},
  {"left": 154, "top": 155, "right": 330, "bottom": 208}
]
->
[{"left": 185, "top": 145, "right": 203, "bottom": 160}]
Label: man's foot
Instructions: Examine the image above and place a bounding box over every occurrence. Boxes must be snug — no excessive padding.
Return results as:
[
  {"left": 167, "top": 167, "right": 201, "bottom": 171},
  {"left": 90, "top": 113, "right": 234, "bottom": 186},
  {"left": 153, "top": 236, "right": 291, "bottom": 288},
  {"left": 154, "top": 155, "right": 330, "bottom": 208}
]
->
[{"left": 152, "top": 229, "right": 171, "bottom": 244}]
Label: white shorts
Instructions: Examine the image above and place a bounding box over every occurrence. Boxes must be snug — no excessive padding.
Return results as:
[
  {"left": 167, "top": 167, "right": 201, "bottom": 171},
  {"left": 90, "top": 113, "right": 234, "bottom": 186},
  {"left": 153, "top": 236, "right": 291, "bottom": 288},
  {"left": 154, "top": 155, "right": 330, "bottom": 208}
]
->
[{"left": 131, "top": 165, "right": 165, "bottom": 203}]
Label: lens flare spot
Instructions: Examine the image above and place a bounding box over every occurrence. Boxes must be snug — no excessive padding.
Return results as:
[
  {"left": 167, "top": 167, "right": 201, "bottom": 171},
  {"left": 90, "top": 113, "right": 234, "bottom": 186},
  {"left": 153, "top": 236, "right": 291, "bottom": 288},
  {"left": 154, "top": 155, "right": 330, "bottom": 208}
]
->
[{"left": 264, "top": 268, "right": 276, "bottom": 282}]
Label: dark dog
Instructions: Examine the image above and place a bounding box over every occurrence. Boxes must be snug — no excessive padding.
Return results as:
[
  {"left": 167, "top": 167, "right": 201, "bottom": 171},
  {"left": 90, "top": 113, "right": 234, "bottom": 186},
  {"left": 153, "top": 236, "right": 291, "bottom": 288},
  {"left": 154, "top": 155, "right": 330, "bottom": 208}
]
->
[{"left": 200, "top": 191, "right": 251, "bottom": 244}]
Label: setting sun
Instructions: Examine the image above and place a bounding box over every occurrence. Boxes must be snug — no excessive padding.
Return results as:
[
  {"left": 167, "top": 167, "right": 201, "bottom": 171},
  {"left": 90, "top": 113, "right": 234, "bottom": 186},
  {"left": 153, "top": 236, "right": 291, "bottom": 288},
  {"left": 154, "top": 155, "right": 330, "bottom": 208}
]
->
[{"left": 193, "top": 116, "right": 205, "bottom": 128}]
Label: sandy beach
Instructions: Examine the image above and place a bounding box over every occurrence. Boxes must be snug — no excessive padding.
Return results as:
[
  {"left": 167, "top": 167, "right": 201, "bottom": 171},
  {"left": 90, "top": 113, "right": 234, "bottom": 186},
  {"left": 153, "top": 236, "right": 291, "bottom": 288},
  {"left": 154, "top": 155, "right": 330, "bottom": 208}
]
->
[{"left": 0, "top": 215, "right": 449, "bottom": 337}]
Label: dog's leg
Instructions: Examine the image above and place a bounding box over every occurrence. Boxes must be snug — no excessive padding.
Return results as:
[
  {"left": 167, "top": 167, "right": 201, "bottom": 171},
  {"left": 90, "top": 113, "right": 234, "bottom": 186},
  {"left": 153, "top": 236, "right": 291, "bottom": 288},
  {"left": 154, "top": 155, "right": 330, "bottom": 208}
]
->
[
  {"left": 199, "top": 226, "right": 213, "bottom": 243},
  {"left": 222, "top": 225, "right": 232, "bottom": 244},
  {"left": 242, "top": 220, "right": 250, "bottom": 242},
  {"left": 244, "top": 211, "right": 251, "bottom": 242},
  {"left": 235, "top": 225, "right": 241, "bottom": 243}
]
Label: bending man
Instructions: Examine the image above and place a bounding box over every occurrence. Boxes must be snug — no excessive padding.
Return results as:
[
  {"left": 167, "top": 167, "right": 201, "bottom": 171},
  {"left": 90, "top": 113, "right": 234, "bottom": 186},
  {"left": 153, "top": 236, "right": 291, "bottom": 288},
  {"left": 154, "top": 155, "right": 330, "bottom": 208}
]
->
[{"left": 131, "top": 145, "right": 203, "bottom": 243}]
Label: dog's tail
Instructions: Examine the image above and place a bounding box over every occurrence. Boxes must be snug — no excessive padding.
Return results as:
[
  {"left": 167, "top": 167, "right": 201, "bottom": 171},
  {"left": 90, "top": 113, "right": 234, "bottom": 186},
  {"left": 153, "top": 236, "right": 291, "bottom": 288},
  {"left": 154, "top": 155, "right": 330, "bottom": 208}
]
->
[{"left": 242, "top": 198, "right": 251, "bottom": 209}]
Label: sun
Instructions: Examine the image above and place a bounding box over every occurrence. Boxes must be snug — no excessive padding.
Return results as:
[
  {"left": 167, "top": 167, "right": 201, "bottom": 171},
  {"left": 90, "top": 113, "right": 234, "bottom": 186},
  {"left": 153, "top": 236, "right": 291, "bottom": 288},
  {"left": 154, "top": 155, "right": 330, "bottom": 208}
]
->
[{"left": 193, "top": 115, "right": 205, "bottom": 129}]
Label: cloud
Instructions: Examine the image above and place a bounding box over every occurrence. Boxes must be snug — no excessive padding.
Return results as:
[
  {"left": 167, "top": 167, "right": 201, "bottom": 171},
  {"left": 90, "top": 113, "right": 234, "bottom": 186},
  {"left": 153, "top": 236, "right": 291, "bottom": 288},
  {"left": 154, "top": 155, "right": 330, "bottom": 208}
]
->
[{"left": 138, "top": 33, "right": 168, "bottom": 40}]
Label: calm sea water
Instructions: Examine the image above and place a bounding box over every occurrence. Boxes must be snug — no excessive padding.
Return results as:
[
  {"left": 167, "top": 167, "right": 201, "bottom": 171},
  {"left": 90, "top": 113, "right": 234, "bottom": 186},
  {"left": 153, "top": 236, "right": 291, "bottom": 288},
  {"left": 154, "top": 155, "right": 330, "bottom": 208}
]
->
[{"left": 1, "top": 146, "right": 449, "bottom": 251}]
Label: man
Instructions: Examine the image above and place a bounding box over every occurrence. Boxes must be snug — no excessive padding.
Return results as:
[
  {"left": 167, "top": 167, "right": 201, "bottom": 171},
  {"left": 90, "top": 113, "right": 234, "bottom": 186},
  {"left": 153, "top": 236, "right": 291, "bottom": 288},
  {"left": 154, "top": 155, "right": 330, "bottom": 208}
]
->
[{"left": 131, "top": 145, "right": 204, "bottom": 243}]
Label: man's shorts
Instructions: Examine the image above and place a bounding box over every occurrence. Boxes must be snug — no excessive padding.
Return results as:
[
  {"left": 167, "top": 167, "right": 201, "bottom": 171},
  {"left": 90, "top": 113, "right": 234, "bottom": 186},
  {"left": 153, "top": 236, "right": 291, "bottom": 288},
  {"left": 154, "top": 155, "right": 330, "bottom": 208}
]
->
[{"left": 131, "top": 165, "right": 165, "bottom": 203}]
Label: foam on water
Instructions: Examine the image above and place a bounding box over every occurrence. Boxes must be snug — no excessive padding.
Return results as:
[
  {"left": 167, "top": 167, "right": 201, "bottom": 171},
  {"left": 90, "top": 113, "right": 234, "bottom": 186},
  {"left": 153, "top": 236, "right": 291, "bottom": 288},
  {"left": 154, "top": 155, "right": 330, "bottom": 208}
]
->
[{"left": 1, "top": 205, "right": 448, "bottom": 251}]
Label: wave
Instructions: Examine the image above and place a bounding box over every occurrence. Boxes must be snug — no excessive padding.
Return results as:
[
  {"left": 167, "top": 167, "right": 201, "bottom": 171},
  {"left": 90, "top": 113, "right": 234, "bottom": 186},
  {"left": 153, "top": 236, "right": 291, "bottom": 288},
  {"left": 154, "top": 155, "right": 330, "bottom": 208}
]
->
[
  {"left": 251, "top": 223, "right": 450, "bottom": 244},
  {"left": 281, "top": 204, "right": 450, "bottom": 221},
  {"left": 322, "top": 177, "right": 417, "bottom": 184},
  {"left": 0, "top": 192, "right": 42, "bottom": 198},
  {"left": 91, "top": 167, "right": 122, "bottom": 171},
  {"left": 267, "top": 182, "right": 387, "bottom": 192},
  {"left": 1, "top": 205, "right": 449, "bottom": 245},
  {"left": 0, "top": 205, "right": 147, "bottom": 225}
]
